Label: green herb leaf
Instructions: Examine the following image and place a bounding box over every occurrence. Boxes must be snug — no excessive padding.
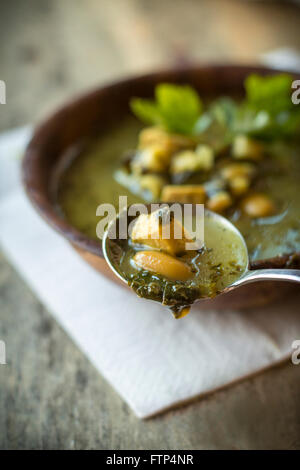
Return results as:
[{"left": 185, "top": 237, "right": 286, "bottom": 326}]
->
[
  {"left": 209, "top": 97, "right": 238, "bottom": 128},
  {"left": 155, "top": 83, "right": 202, "bottom": 135},
  {"left": 245, "top": 73, "right": 294, "bottom": 115},
  {"left": 236, "top": 73, "right": 300, "bottom": 139},
  {"left": 193, "top": 97, "right": 237, "bottom": 151},
  {"left": 130, "top": 98, "right": 162, "bottom": 127},
  {"left": 130, "top": 75, "right": 300, "bottom": 141},
  {"left": 130, "top": 83, "right": 202, "bottom": 135}
]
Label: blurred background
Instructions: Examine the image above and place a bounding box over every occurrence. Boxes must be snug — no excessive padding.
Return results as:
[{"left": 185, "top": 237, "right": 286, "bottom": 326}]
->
[{"left": 1, "top": 0, "right": 300, "bottom": 131}]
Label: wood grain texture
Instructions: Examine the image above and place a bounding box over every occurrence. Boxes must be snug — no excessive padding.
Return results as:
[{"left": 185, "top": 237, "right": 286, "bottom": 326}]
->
[{"left": 1, "top": 0, "right": 300, "bottom": 450}]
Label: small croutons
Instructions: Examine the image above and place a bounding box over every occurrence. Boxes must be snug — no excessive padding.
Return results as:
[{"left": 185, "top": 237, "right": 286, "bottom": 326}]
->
[
  {"left": 232, "top": 135, "right": 264, "bottom": 161},
  {"left": 221, "top": 162, "right": 255, "bottom": 197},
  {"left": 206, "top": 191, "right": 233, "bottom": 213},
  {"left": 240, "top": 193, "right": 276, "bottom": 218},
  {"left": 138, "top": 127, "right": 194, "bottom": 153},
  {"left": 170, "top": 145, "right": 214, "bottom": 175},
  {"left": 130, "top": 208, "right": 193, "bottom": 256},
  {"left": 228, "top": 176, "right": 250, "bottom": 197},
  {"left": 194, "top": 145, "right": 214, "bottom": 170},
  {"left": 221, "top": 162, "right": 256, "bottom": 180},
  {"left": 132, "top": 250, "right": 192, "bottom": 281},
  {"left": 139, "top": 174, "right": 165, "bottom": 199},
  {"left": 161, "top": 184, "right": 206, "bottom": 204},
  {"left": 130, "top": 145, "right": 171, "bottom": 174},
  {"left": 170, "top": 150, "right": 199, "bottom": 174}
]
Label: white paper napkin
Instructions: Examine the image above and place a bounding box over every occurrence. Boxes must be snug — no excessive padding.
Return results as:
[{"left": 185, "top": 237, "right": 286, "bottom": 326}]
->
[{"left": 1, "top": 52, "right": 300, "bottom": 418}]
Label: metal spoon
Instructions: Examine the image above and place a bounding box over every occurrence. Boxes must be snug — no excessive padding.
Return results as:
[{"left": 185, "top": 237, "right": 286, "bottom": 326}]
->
[{"left": 102, "top": 203, "right": 300, "bottom": 298}]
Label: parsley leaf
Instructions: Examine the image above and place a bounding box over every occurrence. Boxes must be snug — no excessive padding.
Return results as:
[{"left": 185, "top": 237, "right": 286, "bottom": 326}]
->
[
  {"left": 130, "top": 98, "right": 163, "bottom": 127},
  {"left": 245, "top": 74, "right": 294, "bottom": 115},
  {"left": 235, "top": 74, "right": 300, "bottom": 139},
  {"left": 130, "top": 83, "right": 202, "bottom": 135}
]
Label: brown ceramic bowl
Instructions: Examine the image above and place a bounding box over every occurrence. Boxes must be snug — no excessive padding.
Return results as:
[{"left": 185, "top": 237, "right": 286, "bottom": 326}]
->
[{"left": 22, "top": 64, "right": 300, "bottom": 310}]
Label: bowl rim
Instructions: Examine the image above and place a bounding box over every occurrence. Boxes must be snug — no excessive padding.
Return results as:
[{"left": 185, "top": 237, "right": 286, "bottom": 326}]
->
[{"left": 22, "top": 63, "right": 300, "bottom": 268}]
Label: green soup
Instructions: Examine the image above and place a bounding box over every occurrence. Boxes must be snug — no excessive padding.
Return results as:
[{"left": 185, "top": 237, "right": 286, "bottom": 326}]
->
[{"left": 57, "top": 117, "right": 300, "bottom": 262}]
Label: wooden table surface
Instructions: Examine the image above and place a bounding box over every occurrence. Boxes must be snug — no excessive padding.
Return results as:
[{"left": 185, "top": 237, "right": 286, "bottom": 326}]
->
[{"left": 0, "top": 0, "right": 300, "bottom": 449}]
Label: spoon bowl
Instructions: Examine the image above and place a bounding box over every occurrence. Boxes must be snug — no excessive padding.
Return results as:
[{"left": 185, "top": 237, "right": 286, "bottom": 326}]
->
[{"left": 103, "top": 203, "right": 300, "bottom": 305}]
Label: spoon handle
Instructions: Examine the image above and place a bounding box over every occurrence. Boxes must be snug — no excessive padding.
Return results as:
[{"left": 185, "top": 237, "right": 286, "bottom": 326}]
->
[{"left": 232, "top": 269, "right": 300, "bottom": 288}]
